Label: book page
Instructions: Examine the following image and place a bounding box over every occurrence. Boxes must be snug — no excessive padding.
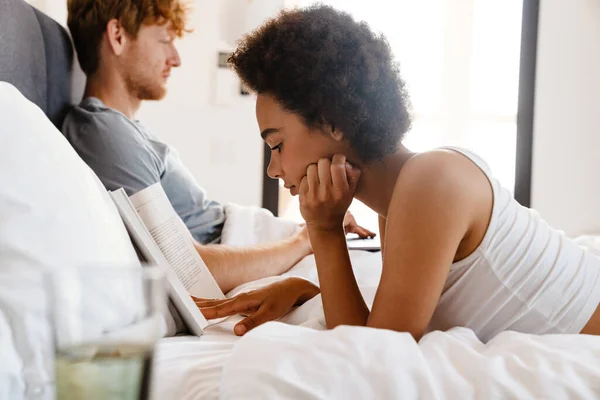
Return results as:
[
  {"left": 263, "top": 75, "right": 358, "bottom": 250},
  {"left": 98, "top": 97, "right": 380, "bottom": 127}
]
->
[
  {"left": 129, "top": 183, "right": 224, "bottom": 300},
  {"left": 109, "top": 188, "right": 208, "bottom": 336}
]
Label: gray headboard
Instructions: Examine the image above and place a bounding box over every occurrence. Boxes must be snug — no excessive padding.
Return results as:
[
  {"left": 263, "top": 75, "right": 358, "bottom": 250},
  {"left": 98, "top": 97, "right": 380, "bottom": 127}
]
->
[{"left": 0, "top": 0, "right": 74, "bottom": 129}]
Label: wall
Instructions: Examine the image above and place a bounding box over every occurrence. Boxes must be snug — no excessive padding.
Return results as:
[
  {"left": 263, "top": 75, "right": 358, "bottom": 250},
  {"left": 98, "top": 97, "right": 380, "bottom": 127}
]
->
[{"left": 531, "top": 0, "right": 600, "bottom": 237}]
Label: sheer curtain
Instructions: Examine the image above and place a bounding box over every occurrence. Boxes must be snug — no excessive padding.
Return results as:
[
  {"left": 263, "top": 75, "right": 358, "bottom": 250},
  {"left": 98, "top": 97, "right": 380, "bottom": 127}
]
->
[{"left": 279, "top": 0, "right": 524, "bottom": 232}]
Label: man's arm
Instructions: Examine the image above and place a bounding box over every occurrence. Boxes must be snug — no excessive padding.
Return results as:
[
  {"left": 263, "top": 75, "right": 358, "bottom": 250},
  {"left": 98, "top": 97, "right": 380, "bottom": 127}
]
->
[
  {"left": 198, "top": 212, "right": 378, "bottom": 293},
  {"left": 195, "top": 227, "right": 312, "bottom": 293}
]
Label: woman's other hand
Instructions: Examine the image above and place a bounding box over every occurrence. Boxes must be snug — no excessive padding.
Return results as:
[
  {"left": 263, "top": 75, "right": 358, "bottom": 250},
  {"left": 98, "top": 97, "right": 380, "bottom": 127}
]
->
[
  {"left": 299, "top": 210, "right": 376, "bottom": 253},
  {"left": 343, "top": 210, "right": 376, "bottom": 239}
]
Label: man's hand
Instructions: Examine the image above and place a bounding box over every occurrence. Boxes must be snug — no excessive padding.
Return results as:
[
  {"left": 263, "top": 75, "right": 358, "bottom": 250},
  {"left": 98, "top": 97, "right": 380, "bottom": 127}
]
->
[{"left": 192, "top": 277, "right": 320, "bottom": 336}]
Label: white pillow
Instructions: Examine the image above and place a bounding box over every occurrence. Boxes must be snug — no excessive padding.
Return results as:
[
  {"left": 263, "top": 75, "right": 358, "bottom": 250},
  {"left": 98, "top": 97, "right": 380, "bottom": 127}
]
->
[{"left": 0, "top": 82, "right": 142, "bottom": 399}]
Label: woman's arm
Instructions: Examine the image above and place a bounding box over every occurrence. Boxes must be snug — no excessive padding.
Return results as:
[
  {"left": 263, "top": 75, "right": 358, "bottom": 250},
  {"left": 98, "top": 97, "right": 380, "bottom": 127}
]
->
[
  {"left": 302, "top": 152, "right": 482, "bottom": 339},
  {"left": 300, "top": 155, "right": 370, "bottom": 328},
  {"left": 378, "top": 215, "right": 386, "bottom": 259},
  {"left": 309, "top": 227, "right": 370, "bottom": 328},
  {"left": 366, "top": 152, "right": 480, "bottom": 340}
]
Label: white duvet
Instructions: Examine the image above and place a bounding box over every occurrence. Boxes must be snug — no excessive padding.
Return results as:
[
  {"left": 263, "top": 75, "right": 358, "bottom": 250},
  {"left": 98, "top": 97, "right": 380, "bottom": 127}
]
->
[
  {"left": 151, "top": 205, "right": 600, "bottom": 400},
  {"left": 222, "top": 323, "right": 600, "bottom": 400}
]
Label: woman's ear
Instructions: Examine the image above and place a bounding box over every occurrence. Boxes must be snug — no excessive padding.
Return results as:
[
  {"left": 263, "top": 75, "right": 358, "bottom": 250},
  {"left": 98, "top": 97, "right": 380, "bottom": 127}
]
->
[{"left": 326, "top": 123, "right": 344, "bottom": 142}]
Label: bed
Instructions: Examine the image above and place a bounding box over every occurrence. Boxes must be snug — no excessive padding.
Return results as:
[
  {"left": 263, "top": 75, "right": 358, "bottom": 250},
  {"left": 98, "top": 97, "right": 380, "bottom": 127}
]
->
[
  {"left": 1, "top": 0, "right": 600, "bottom": 399},
  {"left": 152, "top": 232, "right": 600, "bottom": 400}
]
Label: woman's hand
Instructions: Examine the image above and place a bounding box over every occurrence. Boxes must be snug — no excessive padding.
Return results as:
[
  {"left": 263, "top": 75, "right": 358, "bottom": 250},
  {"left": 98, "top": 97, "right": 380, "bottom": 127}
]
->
[
  {"left": 343, "top": 210, "right": 376, "bottom": 239},
  {"left": 299, "top": 210, "right": 376, "bottom": 253},
  {"left": 192, "top": 277, "right": 320, "bottom": 336},
  {"left": 299, "top": 154, "right": 362, "bottom": 232}
]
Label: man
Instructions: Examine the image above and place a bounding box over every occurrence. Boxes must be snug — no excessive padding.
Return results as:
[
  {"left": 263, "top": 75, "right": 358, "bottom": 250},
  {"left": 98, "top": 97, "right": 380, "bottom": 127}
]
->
[{"left": 62, "top": 0, "right": 374, "bottom": 294}]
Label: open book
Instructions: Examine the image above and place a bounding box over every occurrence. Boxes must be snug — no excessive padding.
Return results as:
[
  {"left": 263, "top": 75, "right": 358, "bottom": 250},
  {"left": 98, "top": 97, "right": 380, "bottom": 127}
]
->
[{"left": 109, "top": 183, "right": 224, "bottom": 336}]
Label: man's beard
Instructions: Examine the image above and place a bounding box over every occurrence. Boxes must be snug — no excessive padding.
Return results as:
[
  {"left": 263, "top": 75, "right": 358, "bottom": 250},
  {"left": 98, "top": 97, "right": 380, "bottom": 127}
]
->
[{"left": 125, "top": 71, "right": 167, "bottom": 101}]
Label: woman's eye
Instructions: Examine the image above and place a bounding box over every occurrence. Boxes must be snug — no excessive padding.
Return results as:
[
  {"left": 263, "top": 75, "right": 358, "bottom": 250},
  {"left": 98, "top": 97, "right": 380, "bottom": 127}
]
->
[{"left": 271, "top": 144, "right": 282, "bottom": 153}]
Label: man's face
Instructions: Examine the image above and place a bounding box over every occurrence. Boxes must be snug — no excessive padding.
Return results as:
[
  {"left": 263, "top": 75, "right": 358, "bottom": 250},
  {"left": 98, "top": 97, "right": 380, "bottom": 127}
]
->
[{"left": 121, "top": 22, "right": 181, "bottom": 101}]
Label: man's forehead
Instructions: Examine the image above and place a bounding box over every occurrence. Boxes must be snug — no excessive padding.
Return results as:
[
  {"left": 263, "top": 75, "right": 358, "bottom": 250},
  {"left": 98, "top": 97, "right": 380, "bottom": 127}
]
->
[
  {"left": 143, "top": 19, "right": 175, "bottom": 33},
  {"left": 163, "top": 20, "right": 177, "bottom": 33}
]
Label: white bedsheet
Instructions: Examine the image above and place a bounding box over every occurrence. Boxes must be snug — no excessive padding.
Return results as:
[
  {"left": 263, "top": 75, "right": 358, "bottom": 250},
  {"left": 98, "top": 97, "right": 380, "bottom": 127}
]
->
[
  {"left": 151, "top": 319, "right": 240, "bottom": 400},
  {"left": 151, "top": 206, "right": 600, "bottom": 399}
]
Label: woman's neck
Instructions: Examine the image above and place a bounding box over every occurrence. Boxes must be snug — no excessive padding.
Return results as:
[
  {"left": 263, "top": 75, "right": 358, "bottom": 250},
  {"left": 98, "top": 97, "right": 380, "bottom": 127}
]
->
[{"left": 353, "top": 145, "right": 415, "bottom": 217}]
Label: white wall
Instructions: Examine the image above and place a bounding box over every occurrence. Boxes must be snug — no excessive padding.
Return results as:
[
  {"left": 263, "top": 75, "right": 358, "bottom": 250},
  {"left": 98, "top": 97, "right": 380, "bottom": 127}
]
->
[{"left": 531, "top": 0, "right": 600, "bottom": 237}]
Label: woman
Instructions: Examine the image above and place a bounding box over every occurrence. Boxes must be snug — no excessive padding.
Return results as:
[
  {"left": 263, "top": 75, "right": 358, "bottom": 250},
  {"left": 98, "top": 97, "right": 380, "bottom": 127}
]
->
[{"left": 196, "top": 5, "right": 600, "bottom": 341}]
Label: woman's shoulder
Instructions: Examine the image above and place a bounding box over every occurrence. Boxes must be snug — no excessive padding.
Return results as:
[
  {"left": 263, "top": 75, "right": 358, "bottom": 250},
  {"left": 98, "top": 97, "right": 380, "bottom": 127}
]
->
[
  {"left": 391, "top": 148, "right": 493, "bottom": 217},
  {"left": 387, "top": 148, "right": 494, "bottom": 261},
  {"left": 399, "top": 148, "right": 485, "bottom": 187}
]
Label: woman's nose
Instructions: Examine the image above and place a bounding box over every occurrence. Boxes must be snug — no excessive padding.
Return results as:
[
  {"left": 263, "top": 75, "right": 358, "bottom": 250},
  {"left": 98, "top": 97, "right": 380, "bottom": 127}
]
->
[{"left": 267, "top": 157, "right": 282, "bottom": 179}]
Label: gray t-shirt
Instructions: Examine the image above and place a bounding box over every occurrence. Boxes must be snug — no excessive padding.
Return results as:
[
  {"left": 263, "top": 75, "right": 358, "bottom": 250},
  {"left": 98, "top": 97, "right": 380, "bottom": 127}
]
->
[{"left": 62, "top": 97, "right": 225, "bottom": 244}]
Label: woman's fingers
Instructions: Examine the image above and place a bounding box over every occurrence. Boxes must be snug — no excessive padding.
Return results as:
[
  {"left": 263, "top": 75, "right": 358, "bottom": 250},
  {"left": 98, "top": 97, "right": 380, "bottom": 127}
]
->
[
  {"left": 299, "top": 175, "right": 309, "bottom": 196},
  {"left": 198, "top": 299, "right": 238, "bottom": 319},
  {"left": 317, "top": 158, "right": 332, "bottom": 186},
  {"left": 198, "top": 294, "right": 261, "bottom": 320},
  {"left": 331, "top": 154, "right": 349, "bottom": 191},
  {"left": 345, "top": 161, "right": 361, "bottom": 193},
  {"left": 233, "top": 303, "right": 279, "bottom": 336},
  {"left": 353, "top": 225, "right": 377, "bottom": 239},
  {"left": 306, "top": 163, "right": 319, "bottom": 193},
  {"left": 191, "top": 296, "right": 229, "bottom": 308}
]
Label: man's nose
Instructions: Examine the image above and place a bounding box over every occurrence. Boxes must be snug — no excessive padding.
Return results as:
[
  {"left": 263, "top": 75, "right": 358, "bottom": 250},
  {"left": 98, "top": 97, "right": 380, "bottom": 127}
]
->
[{"left": 169, "top": 45, "right": 181, "bottom": 67}]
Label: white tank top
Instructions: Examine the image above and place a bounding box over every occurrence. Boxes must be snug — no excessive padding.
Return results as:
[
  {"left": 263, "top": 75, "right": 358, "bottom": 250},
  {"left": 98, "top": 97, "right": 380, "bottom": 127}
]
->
[{"left": 426, "top": 147, "right": 600, "bottom": 342}]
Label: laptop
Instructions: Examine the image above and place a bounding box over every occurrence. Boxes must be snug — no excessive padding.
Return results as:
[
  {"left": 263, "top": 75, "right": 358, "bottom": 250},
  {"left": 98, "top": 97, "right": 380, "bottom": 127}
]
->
[{"left": 347, "top": 234, "right": 381, "bottom": 252}]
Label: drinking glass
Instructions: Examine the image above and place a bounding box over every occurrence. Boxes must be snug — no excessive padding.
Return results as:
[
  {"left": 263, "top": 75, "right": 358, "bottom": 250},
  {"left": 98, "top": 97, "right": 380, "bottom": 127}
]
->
[{"left": 47, "top": 266, "right": 166, "bottom": 400}]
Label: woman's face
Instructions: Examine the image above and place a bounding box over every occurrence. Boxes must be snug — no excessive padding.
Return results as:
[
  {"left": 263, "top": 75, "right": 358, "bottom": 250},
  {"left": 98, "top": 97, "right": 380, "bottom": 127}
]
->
[{"left": 256, "top": 93, "right": 348, "bottom": 196}]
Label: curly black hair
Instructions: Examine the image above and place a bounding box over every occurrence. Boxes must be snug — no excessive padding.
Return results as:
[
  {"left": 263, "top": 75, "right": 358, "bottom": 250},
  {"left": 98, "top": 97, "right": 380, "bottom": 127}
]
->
[{"left": 228, "top": 4, "right": 412, "bottom": 163}]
